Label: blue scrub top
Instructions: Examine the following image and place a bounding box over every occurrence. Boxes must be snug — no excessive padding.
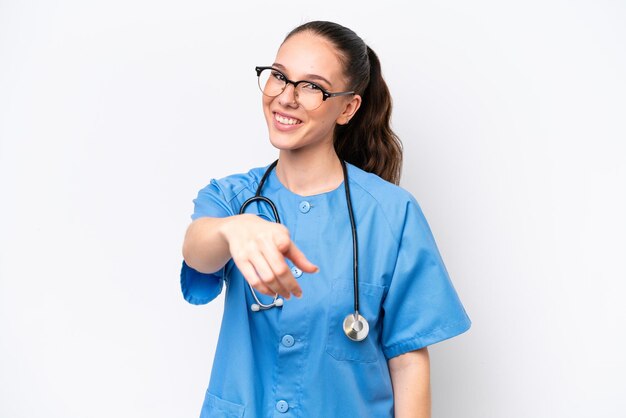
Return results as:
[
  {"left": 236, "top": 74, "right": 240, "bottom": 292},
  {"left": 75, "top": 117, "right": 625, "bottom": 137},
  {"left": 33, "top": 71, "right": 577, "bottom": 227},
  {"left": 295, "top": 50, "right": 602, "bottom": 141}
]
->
[{"left": 181, "top": 162, "right": 471, "bottom": 418}]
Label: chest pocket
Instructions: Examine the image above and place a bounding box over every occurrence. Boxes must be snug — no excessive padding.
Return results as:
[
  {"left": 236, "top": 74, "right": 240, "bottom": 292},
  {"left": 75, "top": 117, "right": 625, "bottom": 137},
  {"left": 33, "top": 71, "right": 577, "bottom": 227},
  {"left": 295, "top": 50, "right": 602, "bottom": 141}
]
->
[
  {"left": 200, "top": 392, "right": 244, "bottom": 418},
  {"left": 325, "top": 279, "right": 385, "bottom": 363}
]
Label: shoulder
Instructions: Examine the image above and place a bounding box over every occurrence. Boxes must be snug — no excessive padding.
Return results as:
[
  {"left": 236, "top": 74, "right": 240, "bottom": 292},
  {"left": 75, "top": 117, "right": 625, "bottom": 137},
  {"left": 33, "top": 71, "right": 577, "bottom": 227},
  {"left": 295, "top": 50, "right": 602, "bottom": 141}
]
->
[
  {"left": 347, "top": 163, "right": 422, "bottom": 238},
  {"left": 199, "top": 164, "right": 270, "bottom": 204},
  {"left": 347, "top": 163, "right": 416, "bottom": 205}
]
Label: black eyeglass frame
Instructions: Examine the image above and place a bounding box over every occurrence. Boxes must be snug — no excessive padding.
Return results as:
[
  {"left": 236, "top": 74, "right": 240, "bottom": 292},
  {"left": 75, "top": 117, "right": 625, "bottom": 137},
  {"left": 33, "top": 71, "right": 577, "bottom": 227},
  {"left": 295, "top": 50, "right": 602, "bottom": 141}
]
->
[{"left": 255, "top": 66, "right": 355, "bottom": 104}]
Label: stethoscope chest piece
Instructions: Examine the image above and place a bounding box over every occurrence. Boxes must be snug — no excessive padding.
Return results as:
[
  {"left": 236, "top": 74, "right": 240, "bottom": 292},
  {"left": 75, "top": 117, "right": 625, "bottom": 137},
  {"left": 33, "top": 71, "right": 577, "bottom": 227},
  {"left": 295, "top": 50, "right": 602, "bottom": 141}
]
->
[{"left": 343, "top": 312, "right": 369, "bottom": 342}]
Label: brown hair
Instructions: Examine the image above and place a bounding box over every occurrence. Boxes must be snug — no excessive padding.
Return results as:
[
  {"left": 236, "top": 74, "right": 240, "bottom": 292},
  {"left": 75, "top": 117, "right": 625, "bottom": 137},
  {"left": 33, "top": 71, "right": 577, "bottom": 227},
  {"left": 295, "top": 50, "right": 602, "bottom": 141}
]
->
[{"left": 285, "top": 21, "right": 403, "bottom": 184}]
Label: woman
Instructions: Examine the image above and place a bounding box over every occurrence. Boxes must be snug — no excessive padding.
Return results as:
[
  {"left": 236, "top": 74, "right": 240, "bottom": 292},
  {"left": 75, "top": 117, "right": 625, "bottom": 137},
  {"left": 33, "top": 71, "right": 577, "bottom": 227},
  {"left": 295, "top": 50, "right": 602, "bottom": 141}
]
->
[{"left": 181, "top": 20, "right": 471, "bottom": 418}]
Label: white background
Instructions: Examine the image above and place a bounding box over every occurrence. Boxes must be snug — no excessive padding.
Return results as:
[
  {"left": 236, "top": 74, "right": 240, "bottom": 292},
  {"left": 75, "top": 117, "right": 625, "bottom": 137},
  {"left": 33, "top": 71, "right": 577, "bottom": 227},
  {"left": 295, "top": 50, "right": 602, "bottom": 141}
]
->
[{"left": 1, "top": 1, "right": 625, "bottom": 417}]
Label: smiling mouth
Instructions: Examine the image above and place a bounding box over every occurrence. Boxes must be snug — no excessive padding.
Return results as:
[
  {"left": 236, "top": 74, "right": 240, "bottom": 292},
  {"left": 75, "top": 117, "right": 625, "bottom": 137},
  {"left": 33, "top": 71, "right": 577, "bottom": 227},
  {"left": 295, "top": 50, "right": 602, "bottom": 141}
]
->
[{"left": 274, "top": 112, "right": 302, "bottom": 125}]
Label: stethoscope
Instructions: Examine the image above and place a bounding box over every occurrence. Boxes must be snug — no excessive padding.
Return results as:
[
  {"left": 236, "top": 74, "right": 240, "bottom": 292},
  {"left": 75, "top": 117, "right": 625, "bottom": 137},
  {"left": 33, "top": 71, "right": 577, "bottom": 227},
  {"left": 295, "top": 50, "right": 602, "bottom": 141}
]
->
[{"left": 238, "top": 159, "right": 369, "bottom": 342}]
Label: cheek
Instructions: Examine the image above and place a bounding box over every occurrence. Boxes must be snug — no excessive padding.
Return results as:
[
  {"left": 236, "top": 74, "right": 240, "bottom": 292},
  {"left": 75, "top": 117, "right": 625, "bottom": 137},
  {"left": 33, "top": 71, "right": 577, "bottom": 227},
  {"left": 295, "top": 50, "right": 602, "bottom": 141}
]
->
[
  {"left": 262, "top": 96, "right": 272, "bottom": 110},
  {"left": 314, "top": 107, "right": 342, "bottom": 128},
  {"left": 262, "top": 97, "right": 274, "bottom": 121}
]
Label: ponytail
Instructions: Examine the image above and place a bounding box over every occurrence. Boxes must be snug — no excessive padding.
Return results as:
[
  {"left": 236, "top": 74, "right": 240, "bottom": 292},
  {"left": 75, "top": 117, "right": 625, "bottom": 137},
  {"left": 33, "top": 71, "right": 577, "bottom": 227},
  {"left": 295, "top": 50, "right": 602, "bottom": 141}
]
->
[
  {"left": 334, "top": 46, "right": 403, "bottom": 185},
  {"left": 285, "top": 21, "right": 403, "bottom": 185}
]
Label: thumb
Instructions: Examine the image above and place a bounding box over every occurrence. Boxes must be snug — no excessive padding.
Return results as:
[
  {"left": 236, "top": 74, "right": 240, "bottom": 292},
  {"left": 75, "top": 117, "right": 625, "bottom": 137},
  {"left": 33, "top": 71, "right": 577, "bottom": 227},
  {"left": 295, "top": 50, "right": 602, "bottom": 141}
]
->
[{"left": 283, "top": 242, "right": 319, "bottom": 273}]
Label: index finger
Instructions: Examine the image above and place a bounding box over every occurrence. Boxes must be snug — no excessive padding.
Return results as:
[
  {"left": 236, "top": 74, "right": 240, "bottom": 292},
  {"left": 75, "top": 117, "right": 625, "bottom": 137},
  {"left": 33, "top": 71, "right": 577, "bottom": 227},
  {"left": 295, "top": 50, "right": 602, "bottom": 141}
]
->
[
  {"left": 283, "top": 241, "right": 319, "bottom": 274},
  {"left": 260, "top": 239, "right": 303, "bottom": 298}
]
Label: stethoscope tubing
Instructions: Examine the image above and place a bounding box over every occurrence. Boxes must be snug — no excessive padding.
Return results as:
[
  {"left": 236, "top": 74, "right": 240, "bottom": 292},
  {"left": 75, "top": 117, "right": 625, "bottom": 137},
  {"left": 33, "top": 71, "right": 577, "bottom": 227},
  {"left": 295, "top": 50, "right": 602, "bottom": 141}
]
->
[
  {"left": 341, "top": 159, "right": 360, "bottom": 315},
  {"left": 238, "top": 159, "right": 368, "bottom": 341}
]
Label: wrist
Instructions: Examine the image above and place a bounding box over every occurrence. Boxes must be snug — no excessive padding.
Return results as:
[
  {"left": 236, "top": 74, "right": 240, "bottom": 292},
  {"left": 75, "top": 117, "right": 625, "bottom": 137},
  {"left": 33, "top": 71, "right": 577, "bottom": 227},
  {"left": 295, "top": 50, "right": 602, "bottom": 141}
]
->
[{"left": 218, "top": 214, "right": 251, "bottom": 244}]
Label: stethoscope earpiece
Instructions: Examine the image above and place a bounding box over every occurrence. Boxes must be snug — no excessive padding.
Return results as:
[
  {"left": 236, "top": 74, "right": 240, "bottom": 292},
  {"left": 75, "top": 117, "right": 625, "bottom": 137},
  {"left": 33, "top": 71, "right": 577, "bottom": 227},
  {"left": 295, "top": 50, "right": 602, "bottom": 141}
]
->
[
  {"left": 250, "top": 296, "right": 283, "bottom": 312},
  {"left": 241, "top": 159, "right": 369, "bottom": 342}
]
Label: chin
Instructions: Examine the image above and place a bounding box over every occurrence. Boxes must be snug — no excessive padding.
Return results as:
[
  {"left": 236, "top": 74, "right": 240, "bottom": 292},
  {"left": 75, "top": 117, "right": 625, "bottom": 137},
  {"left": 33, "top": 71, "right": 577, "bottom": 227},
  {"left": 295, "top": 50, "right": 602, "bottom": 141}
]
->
[
  {"left": 268, "top": 134, "right": 301, "bottom": 151},
  {"left": 266, "top": 124, "right": 302, "bottom": 149}
]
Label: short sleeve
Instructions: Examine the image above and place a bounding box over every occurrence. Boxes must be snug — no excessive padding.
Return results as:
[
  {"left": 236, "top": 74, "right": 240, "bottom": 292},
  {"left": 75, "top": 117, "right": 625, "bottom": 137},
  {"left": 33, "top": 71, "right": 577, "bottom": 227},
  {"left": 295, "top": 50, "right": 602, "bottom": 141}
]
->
[
  {"left": 381, "top": 197, "right": 471, "bottom": 359},
  {"left": 180, "top": 180, "right": 235, "bottom": 305}
]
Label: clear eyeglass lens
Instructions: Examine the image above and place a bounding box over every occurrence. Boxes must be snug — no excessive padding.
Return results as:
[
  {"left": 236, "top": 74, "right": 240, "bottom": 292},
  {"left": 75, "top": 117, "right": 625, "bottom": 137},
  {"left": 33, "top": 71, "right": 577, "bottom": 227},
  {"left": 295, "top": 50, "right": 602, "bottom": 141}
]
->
[
  {"left": 257, "top": 69, "right": 323, "bottom": 110},
  {"left": 257, "top": 69, "right": 285, "bottom": 97}
]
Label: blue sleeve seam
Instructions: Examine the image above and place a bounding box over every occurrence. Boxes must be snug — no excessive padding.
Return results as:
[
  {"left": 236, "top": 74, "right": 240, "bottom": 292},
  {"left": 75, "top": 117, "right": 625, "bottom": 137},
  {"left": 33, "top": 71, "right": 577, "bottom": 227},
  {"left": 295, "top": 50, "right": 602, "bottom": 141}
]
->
[
  {"left": 349, "top": 179, "right": 403, "bottom": 247},
  {"left": 211, "top": 178, "right": 258, "bottom": 209}
]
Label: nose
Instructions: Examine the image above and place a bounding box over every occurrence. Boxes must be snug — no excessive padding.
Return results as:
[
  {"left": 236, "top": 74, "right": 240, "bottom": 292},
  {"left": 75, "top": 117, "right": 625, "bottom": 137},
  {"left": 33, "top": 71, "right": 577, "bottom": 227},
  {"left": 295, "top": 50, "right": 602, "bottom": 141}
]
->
[{"left": 277, "top": 82, "right": 298, "bottom": 107}]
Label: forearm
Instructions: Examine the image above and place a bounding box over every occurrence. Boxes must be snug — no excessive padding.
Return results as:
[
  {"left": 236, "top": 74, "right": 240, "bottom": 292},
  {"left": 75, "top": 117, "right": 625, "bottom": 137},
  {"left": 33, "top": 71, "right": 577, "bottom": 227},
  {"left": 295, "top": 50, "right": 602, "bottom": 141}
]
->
[
  {"left": 389, "top": 348, "right": 431, "bottom": 418},
  {"left": 182, "top": 216, "right": 234, "bottom": 274}
]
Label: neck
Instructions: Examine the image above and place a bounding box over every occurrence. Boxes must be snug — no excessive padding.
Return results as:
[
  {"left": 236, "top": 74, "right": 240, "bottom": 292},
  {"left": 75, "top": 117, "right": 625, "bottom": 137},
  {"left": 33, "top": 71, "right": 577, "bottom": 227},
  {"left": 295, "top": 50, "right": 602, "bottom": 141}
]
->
[{"left": 275, "top": 146, "right": 344, "bottom": 196}]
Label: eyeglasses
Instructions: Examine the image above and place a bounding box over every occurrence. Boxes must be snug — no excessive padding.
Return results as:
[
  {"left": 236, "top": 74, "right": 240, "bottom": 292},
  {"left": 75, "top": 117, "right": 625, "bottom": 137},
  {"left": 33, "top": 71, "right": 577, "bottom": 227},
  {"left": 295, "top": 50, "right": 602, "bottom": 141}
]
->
[{"left": 255, "top": 66, "right": 355, "bottom": 111}]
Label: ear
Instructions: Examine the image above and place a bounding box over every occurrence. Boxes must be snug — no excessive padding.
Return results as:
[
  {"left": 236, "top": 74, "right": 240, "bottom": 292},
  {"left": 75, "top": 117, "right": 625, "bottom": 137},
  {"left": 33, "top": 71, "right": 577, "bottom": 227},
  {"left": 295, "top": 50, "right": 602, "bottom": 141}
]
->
[{"left": 336, "top": 94, "right": 362, "bottom": 125}]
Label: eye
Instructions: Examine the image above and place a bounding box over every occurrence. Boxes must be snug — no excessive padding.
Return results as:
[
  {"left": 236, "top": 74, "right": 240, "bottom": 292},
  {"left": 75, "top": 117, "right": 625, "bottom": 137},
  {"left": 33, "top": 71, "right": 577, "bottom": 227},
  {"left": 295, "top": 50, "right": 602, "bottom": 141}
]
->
[
  {"left": 301, "top": 82, "right": 322, "bottom": 92},
  {"left": 270, "top": 70, "right": 286, "bottom": 81}
]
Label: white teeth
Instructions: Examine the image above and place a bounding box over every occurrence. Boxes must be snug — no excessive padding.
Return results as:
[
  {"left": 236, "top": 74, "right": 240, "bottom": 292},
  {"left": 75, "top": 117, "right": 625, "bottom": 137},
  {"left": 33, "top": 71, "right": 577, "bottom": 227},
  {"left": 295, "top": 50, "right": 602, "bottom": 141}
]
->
[{"left": 275, "top": 113, "right": 301, "bottom": 125}]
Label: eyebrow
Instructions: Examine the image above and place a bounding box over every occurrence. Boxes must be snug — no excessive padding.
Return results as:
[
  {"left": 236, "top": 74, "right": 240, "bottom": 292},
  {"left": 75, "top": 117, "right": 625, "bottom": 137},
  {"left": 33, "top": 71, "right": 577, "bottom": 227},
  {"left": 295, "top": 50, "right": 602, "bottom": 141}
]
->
[{"left": 272, "top": 63, "right": 333, "bottom": 87}]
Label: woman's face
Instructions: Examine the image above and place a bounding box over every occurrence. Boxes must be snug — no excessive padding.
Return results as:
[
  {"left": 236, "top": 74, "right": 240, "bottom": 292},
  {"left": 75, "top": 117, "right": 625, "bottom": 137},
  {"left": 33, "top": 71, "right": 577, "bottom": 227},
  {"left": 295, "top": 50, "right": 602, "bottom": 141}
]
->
[{"left": 262, "top": 32, "right": 361, "bottom": 154}]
